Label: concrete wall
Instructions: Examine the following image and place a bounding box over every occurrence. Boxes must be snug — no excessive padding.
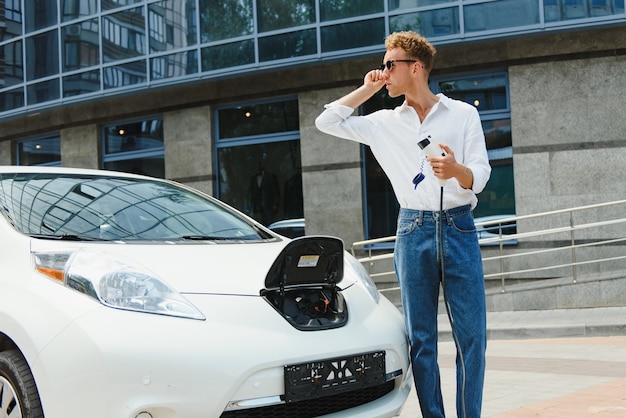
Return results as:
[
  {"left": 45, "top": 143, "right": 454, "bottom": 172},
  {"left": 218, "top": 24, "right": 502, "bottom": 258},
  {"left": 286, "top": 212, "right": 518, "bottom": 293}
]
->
[
  {"left": 60, "top": 125, "right": 99, "bottom": 169},
  {"left": 510, "top": 54, "right": 626, "bottom": 219},
  {"left": 0, "top": 141, "right": 11, "bottom": 165},
  {"left": 299, "top": 88, "right": 366, "bottom": 246},
  {"left": 163, "top": 106, "right": 214, "bottom": 196}
]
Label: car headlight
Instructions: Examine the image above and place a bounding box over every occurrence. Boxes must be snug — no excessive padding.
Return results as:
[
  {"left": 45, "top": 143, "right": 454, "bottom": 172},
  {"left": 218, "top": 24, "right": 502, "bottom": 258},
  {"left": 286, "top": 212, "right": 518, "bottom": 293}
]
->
[
  {"left": 345, "top": 252, "right": 380, "bottom": 304},
  {"left": 33, "top": 249, "right": 205, "bottom": 320}
]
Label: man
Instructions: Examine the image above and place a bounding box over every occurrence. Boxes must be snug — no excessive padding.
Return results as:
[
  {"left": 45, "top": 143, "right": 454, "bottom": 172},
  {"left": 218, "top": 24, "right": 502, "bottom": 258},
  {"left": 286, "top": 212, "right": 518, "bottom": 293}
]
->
[{"left": 315, "top": 31, "right": 491, "bottom": 418}]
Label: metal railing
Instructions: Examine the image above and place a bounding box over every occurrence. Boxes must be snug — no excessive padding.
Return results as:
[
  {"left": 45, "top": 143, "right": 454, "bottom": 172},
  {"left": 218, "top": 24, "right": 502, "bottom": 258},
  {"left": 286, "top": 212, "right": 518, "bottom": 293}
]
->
[{"left": 351, "top": 199, "right": 626, "bottom": 293}]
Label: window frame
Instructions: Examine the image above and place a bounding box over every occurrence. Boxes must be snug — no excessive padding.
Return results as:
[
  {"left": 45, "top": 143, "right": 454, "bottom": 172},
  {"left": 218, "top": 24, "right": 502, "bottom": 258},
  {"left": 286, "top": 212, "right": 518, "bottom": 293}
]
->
[
  {"left": 101, "top": 115, "right": 165, "bottom": 177},
  {"left": 213, "top": 96, "right": 304, "bottom": 225},
  {"left": 16, "top": 134, "right": 62, "bottom": 166}
]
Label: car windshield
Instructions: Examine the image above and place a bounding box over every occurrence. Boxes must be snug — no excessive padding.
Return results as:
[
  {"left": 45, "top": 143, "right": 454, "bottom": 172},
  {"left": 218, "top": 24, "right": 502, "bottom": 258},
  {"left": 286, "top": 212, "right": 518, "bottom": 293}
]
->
[{"left": 0, "top": 173, "right": 267, "bottom": 241}]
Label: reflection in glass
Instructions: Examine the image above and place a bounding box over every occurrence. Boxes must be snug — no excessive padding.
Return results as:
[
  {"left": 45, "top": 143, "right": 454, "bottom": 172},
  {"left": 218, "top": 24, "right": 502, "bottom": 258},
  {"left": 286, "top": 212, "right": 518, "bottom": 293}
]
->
[
  {"left": 217, "top": 140, "right": 303, "bottom": 225},
  {"left": 102, "top": 118, "right": 164, "bottom": 177},
  {"left": 103, "top": 60, "right": 147, "bottom": 89},
  {"left": 390, "top": 7, "right": 459, "bottom": 37},
  {"left": 464, "top": 0, "right": 539, "bottom": 32},
  {"left": 149, "top": 0, "right": 197, "bottom": 53},
  {"left": 151, "top": 51, "right": 198, "bottom": 80},
  {"left": 389, "top": 0, "right": 454, "bottom": 11},
  {"left": 201, "top": 40, "right": 254, "bottom": 71},
  {"left": 476, "top": 163, "right": 515, "bottom": 218},
  {"left": 0, "top": 40, "right": 24, "bottom": 88},
  {"left": 437, "top": 74, "right": 507, "bottom": 112},
  {"left": 1, "top": 0, "right": 23, "bottom": 41},
  {"left": 103, "top": 118, "right": 164, "bottom": 155},
  {"left": 476, "top": 118, "right": 514, "bottom": 217},
  {"left": 364, "top": 146, "right": 399, "bottom": 239},
  {"left": 0, "top": 173, "right": 263, "bottom": 241},
  {"left": 320, "top": 0, "right": 383, "bottom": 21},
  {"left": 27, "top": 79, "right": 60, "bottom": 105},
  {"left": 0, "top": 87, "right": 24, "bottom": 112},
  {"left": 199, "top": 0, "right": 253, "bottom": 42},
  {"left": 102, "top": 156, "right": 165, "bottom": 178},
  {"left": 62, "top": 19, "right": 99, "bottom": 71},
  {"left": 63, "top": 70, "right": 101, "bottom": 97},
  {"left": 102, "top": 0, "right": 143, "bottom": 10},
  {"left": 26, "top": 30, "right": 59, "bottom": 81},
  {"left": 17, "top": 136, "right": 61, "bottom": 166},
  {"left": 102, "top": 7, "right": 146, "bottom": 63},
  {"left": 61, "top": 0, "right": 98, "bottom": 22},
  {"left": 24, "top": 0, "right": 57, "bottom": 33},
  {"left": 258, "top": 29, "right": 316, "bottom": 61},
  {"left": 217, "top": 98, "right": 303, "bottom": 225},
  {"left": 218, "top": 100, "right": 299, "bottom": 139},
  {"left": 256, "top": 0, "right": 315, "bottom": 32},
  {"left": 321, "top": 19, "right": 385, "bottom": 52}
]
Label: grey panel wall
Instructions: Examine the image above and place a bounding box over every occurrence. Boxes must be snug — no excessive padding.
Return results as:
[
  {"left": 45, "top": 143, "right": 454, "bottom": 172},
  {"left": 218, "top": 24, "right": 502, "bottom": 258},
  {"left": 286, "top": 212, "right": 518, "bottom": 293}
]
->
[
  {"left": 299, "top": 88, "right": 365, "bottom": 246},
  {"left": 60, "top": 125, "right": 99, "bottom": 168},
  {"left": 510, "top": 55, "right": 626, "bottom": 215},
  {"left": 164, "top": 106, "right": 214, "bottom": 196},
  {"left": 0, "top": 142, "right": 11, "bottom": 165}
]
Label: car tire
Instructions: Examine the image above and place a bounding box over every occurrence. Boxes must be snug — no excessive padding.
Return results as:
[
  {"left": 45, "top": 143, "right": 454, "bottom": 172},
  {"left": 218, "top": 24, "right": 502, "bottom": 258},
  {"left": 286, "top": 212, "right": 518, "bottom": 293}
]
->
[{"left": 0, "top": 350, "right": 44, "bottom": 418}]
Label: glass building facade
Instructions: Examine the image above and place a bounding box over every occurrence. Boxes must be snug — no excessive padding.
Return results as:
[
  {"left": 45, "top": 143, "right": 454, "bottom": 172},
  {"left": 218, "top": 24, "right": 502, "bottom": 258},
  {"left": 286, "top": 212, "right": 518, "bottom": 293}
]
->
[
  {"left": 1, "top": 0, "right": 624, "bottom": 243},
  {"left": 1, "top": 0, "right": 624, "bottom": 117}
]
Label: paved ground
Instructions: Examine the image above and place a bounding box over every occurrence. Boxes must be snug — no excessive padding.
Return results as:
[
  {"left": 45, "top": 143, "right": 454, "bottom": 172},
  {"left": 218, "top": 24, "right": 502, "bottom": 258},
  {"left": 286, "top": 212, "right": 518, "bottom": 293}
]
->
[{"left": 392, "top": 306, "right": 626, "bottom": 417}]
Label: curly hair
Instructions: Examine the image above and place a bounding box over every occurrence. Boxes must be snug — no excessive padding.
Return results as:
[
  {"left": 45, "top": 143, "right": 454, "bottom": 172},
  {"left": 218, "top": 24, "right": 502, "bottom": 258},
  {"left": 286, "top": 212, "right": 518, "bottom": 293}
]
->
[{"left": 385, "top": 31, "right": 437, "bottom": 72}]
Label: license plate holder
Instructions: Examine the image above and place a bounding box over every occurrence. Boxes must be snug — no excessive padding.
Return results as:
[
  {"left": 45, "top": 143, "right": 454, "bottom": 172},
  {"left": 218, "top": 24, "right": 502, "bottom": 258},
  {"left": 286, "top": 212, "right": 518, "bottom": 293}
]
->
[{"left": 284, "top": 351, "right": 386, "bottom": 403}]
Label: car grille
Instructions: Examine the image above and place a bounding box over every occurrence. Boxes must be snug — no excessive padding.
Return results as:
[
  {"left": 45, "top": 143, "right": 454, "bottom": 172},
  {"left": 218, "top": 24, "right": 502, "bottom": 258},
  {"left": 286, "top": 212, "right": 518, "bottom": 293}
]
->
[{"left": 220, "top": 380, "right": 395, "bottom": 418}]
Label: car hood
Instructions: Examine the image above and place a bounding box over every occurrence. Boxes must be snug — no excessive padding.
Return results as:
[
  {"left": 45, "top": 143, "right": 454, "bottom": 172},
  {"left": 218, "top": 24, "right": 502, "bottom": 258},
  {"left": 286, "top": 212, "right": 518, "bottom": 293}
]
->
[{"left": 31, "top": 238, "right": 351, "bottom": 296}]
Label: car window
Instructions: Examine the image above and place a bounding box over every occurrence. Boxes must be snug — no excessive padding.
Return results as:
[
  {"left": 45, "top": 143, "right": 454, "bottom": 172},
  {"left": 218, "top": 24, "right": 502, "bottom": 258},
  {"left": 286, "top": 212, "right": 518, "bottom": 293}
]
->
[{"left": 0, "top": 173, "right": 266, "bottom": 241}]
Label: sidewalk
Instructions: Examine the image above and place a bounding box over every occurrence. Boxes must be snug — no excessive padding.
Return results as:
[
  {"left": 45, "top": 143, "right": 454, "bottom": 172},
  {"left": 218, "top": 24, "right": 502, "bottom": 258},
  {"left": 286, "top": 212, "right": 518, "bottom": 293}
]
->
[{"left": 395, "top": 307, "right": 626, "bottom": 417}]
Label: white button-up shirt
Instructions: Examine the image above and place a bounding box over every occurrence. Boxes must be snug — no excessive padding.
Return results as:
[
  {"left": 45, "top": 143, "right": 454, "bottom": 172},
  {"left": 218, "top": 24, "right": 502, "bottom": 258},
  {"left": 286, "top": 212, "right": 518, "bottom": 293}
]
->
[{"left": 315, "top": 93, "right": 491, "bottom": 211}]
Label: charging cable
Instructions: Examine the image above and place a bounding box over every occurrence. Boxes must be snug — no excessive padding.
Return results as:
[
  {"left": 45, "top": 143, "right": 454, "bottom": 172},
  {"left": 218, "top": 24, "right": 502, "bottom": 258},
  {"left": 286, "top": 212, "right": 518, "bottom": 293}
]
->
[{"left": 438, "top": 186, "right": 468, "bottom": 418}]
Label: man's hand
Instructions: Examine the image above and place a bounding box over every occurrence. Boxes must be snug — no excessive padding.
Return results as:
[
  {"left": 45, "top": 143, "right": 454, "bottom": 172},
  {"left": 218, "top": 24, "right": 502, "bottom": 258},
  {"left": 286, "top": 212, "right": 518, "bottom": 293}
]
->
[
  {"left": 336, "top": 69, "right": 386, "bottom": 109},
  {"left": 427, "top": 144, "right": 474, "bottom": 189},
  {"left": 364, "top": 69, "right": 387, "bottom": 91}
]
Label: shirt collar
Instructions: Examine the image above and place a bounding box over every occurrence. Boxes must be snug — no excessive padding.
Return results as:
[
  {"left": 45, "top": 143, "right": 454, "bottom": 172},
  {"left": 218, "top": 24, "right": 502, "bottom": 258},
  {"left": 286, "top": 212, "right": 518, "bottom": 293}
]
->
[
  {"left": 398, "top": 93, "right": 450, "bottom": 113},
  {"left": 436, "top": 93, "right": 451, "bottom": 109}
]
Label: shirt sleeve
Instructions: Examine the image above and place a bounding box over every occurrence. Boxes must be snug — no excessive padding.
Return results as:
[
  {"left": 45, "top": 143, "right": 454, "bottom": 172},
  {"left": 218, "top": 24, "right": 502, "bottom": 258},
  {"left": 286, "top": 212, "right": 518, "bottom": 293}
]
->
[
  {"left": 463, "top": 108, "right": 492, "bottom": 194},
  {"left": 314, "top": 101, "right": 375, "bottom": 145}
]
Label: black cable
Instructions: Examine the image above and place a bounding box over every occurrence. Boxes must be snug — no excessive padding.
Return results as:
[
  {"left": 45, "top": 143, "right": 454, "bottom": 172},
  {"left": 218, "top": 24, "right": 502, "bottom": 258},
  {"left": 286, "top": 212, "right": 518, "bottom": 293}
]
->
[{"left": 438, "top": 186, "right": 468, "bottom": 418}]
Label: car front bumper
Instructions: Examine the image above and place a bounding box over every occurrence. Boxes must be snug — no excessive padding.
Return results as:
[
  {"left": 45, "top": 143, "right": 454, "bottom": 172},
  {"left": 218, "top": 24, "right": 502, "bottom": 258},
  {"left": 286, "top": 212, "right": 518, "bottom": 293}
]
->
[{"left": 31, "top": 287, "right": 410, "bottom": 418}]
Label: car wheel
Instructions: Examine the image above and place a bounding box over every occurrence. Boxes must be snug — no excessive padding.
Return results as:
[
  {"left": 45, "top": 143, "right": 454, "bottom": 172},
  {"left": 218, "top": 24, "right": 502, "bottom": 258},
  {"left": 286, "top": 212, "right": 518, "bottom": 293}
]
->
[{"left": 0, "top": 350, "right": 44, "bottom": 418}]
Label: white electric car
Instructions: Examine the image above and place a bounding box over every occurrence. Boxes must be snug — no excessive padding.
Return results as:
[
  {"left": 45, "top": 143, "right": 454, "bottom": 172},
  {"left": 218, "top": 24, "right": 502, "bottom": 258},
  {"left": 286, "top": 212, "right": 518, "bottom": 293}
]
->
[{"left": 0, "top": 166, "right": 410, "bottom": 418}]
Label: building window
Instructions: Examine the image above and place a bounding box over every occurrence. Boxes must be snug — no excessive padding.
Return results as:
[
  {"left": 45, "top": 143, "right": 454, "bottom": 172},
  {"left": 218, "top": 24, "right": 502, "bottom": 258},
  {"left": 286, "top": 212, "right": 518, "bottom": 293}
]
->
[
  {"left": 102, "top": 7, "right": 146, "bottom": 63},
  {"left": 62, "top": 19, "right": 100, "bottom": 72},
  {"left": 256, "top": 0, "right": 315, "bottom": 32},
  {"left": 320, "top": 0, "right": 383, "bottom": 21},
  {"left": 436, "top": 73, "right": 514, "bottom": 219},
  {"left": 320, "top": 18, "right": 386, "bottom": 52},
  {"left": 215, "top": 98, "right": 303, "bottom": 226},
  {"left": 17, "top": 135, "right": 61, "bottom": 166},
  {"left": 3, "top": 0, "right": 625, "bottom": 119},
  {"left": 102, "top": 117, "right": 165, "bottom": 177},
  {"left": 24, "top": 0, "right": 58, "bottom": 33},
  {"left": 463, "top": 0, "right": 539, "bottom": 32},
  {"left": 390, "top": 6, "right": 460, "bottom": 37},
  {"left": 199, "top": 0, "right": 254, "bottom": 42},
  {"left": 25, "top": 30, "right": 59, "bottom": 81},
  {"left": 361, "top": 72, "right": 515, "bottom": 240}
]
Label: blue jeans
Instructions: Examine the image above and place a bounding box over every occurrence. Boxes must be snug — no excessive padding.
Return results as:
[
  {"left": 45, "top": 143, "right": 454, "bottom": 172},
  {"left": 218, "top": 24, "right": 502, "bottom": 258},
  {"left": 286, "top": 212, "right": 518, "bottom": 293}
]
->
[{"left": 394, "top": 205, "right": 486, "bottom": 418}]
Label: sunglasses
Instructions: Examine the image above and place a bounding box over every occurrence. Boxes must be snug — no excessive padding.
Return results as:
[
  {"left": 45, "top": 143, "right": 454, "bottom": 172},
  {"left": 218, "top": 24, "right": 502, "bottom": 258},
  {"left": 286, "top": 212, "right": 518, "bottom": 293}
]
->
[{"left": 378, "top": 59, "right": 416, "bottom": 71}]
